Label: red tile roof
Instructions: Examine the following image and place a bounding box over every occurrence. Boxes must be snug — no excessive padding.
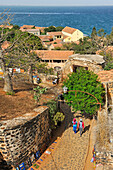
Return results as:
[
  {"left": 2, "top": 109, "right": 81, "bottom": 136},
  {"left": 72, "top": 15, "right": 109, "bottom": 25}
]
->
[
  {"left": 35, "top": 27, "right": 46, "bottom": 32},
  {"left": 38, "top": 35, "right": 53, "bottom": 42},
  {"left": 52, "top": 44, "right": 63, "bottom": 48},
  {"left": 35, "top": 50, "right": 74, "bottom": 60},
  {"left": 47, "top": 32, "right": 62, "bottom": 36},
  {"left": 51, "top": 39, "right": 62, "bottom": 44},
  {"left": 1, "top": 41, "right": 10, "bottom": 50},
  {"left": 63, "top": 35, "right": 69, "bottom": 39},
  {"left": 20, "top": 25, "right": 46, "bottom": 32},
  {"left": 0, "top": 25, "right": 13, "bottom": 29},
  {"left": 62, "top": 26, "right": 77, "bottom": 34},
  {"left": 97, "top": 70, "right": 113, "bottom": 82},
  {"left": 20, "top": 25, "right": 35, "bottom": 30}
]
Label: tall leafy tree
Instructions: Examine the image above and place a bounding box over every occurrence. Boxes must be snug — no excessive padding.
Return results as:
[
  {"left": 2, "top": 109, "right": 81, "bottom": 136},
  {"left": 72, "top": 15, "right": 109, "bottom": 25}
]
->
[
  {"left": 0, "top": 10, "right": 42, "bottom": 92},
  {"left": 63, "top": 68, "right": 105, "bottom": 116},
  {"left": 6, "top": 31, "right": 42, "bottom": 83},
  {"left": 91, "top": 26, "right": 97, "bottom": 39}
]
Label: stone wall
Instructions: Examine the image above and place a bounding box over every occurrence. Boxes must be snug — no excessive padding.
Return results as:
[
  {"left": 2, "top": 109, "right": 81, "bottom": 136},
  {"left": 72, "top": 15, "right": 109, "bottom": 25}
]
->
[
  {"left": 107, "top": 82, "right": 113, "bottom": 106},
  {"left": 96, "top": 151, "right": 113, "bottom": 167},
  {"left": 0, "top": 106, "right": 51, "bottom": 167},
  {"left": 62, "top": 54, "right": 105, "bottom": 78}
]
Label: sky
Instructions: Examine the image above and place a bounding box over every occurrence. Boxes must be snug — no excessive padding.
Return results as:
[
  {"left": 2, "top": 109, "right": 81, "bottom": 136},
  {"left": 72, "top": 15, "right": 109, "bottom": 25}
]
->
[{"left": 0, "top": 0, "right": 113, "bottom": 6}]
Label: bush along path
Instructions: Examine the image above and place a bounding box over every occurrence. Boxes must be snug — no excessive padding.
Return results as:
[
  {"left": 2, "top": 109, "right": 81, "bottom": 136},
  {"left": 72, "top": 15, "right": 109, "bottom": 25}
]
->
[{"left": 40, "top": 102, "right": 92, "bottom": 170}]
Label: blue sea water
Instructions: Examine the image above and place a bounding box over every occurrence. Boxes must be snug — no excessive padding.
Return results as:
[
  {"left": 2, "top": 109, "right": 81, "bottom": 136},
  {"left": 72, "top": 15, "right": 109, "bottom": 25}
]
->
[{"left": 0, "top": 6, "right": 113, "bottom": 36}]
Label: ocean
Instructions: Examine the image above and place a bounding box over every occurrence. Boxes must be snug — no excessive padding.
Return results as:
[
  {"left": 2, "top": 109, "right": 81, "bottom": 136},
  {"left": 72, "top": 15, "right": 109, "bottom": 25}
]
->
[{"left": 0, "top": 6, "right": 113, "bottom": 36}]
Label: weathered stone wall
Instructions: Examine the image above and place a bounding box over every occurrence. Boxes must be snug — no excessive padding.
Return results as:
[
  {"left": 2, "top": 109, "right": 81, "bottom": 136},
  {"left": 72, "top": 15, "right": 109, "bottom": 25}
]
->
[
  {"left": 62, "top": 60, "right": 103, "bottom": 76},
  {"left": 96, "top": 151, "right": 113, "bottom": 167},
  {"left": 62, "top": 54, "right": 105, "bottom": 78},
  {"left": 107, "top": 82, "right": 113, "bottom": 105},
  {"left": 0, "top": 106, "right": 51, "bottom": 167}
]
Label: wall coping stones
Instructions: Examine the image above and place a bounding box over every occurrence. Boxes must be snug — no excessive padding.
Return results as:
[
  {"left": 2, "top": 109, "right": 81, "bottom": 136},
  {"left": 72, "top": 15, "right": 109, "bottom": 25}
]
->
[
  {"left": 0, "top": 106, "right": 48, "bottom": 130},
  {"left": 69, "top": 54, "right": 105, "bottom": 65}
]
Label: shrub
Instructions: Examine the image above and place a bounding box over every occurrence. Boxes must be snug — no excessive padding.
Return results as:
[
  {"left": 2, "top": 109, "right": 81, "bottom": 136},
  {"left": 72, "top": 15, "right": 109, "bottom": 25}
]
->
[
  {"left": 104, "top": 62, "right": 113, "bottom": 70},
  {"left": 63, "top": 68, "right": 105, "bottom": 115},
  {"left": 6, "top": 91, "right": 15, "bottom": 96},
  {"left": 53, "top": 112, "right": 65, "bottom": 126},
  {"left": 33, "top": 86, "right": 47, "bottom": 102}
]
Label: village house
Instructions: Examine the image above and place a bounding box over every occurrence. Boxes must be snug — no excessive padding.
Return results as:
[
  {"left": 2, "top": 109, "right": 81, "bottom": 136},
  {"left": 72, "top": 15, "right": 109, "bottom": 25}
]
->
[
  {"left": 35, "top": 26, "right": 46, "bottom": 33},
  {"left": 62, "top": 26, "right": 83, "bottom": 42},
  {"left": 21, "top": 28, "right": 40, "bottom": 36},
  {"left": 20, "top": 25, "right": 35, "bottom": 30},
  {"left": 49, "top": 43, "right": 63, "bottom": 50},
  {"left": 35, "top": 50, "right": 74, "bottom": 71},
  {"left": 38, "top": 35, "right": 53, "bottom": 48},
  {"left": 20, "top": 25, "right": 46, "bottom": 35},
  {"left": 0, "top": 25, "right": 13, "bottom": 29},
  {"left": 1, "top": 41, "right": 10, "bottom": 50},
  {"left": 48, "top": 39, "right": 63, "bottom": 50},
  {"left": 47, "top": 31, "right": 63, "bottom": 40},
  {"left": 38, "top": 35, "right": 53, "bottom": 42}
]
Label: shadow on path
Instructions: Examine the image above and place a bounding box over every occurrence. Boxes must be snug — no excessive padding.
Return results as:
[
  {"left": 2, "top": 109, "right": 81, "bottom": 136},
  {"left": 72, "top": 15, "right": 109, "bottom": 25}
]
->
[{"left": 82, "top": 125, "right": 90, "bottom": 135}]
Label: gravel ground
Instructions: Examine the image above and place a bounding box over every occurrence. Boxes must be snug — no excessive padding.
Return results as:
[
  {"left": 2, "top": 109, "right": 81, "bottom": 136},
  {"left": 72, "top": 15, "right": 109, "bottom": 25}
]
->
[{"left": 39, "top": 102, "right": 91, "bottom": 170}]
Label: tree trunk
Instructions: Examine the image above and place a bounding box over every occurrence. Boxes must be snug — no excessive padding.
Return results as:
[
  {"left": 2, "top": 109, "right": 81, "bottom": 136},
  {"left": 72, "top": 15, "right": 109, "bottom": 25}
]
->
[
  {"left": 28, "top": 65, "right": 33, "bottom": 84},
  {"left": 3, "top": 70, "right": 13, "bottom": 92},
  {"left": 0, "top": 52, "right": 13, "bottom": 93}
]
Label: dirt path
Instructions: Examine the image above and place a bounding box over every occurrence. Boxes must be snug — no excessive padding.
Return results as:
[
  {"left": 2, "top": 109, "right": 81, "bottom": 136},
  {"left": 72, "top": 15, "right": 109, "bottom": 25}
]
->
[{"left": 38, "top": 103, "right": 92, "bottom": 170}]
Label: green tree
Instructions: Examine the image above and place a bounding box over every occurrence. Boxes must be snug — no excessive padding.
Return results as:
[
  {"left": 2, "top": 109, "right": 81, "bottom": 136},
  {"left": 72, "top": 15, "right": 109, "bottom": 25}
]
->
[
  {"left": 91, "top": 27, "right": 97, "bottom": 39},
  {"left": 56, "top": 26, "right": 64, "bottom": 31},
  {"left": 33, "top": 86, "right": 47, "bottom": 102},
  {"left": 13, "top": 25, "right": 20, "bottom": 30},
  {"left": 44, "top": 99, "right": 58, "bottom": 128},
  {"left": 63, "top": 68, "right": 105, "bottom": 116},
  {"left": 6, "top": 32, "right": 43, "bottom": 83},
  {"left": 44, "top": 25, "right": 56, "bottom": 34},
  {"left": 0, "top": 10, "right": 43, "bottom": 92}
]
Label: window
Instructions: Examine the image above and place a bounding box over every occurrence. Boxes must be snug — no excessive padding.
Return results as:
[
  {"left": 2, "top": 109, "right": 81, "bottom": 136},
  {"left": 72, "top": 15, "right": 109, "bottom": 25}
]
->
[{"left": 53, "top": 60, "right": 61, "bottom": 63}]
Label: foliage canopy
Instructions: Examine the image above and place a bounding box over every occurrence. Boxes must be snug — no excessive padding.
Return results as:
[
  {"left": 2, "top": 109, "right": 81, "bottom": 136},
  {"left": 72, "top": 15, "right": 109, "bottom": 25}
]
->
[{"left": 63, "top": 68, "right": 105, "bottom": 115}]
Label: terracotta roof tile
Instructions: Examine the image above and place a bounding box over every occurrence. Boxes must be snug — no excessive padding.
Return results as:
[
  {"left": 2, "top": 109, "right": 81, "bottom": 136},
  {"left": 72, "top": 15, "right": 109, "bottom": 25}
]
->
[
  {"left": 20, "top": 25, "right": 35, "bottom": 29},
  {"left": 52, "top": 44, "right": 63, "bottom": 48},
  {"left": 97, "top": 69, "right": 113, "bottom": 82},
  {"left": 0, "top": 25, "right": 13, "bottom": 29},
  {"left": 35, "top": 50, "right": 74, "bottom": 60},
  {"left": 62, "top": 26, "right": 77, "bottom": 34},
  {"left": 20, "top": 25, "right": 46, "bottom": 32},
  {"left": 63, "top": 35, "right": 69, "bottom": 39},
  {"left": 47, "top": 32, "right": 62, "bottom": 36},
  {"left": 1, "top": 41, "right": 10, "bottom": 50},
  {"left": 51, "top": 39, "right": 62, "bottom": 44},
  {"left": 38, "top": 35, "right": 53, "bottom": 42}
]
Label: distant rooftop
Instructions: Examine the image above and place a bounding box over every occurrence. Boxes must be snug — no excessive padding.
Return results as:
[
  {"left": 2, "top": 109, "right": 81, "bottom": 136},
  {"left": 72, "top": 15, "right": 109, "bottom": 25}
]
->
[
  {"left": 35, "top": 50, "right": 74, "bottom": 60},
  {"left": 62, "top": 26, "right": 77, "bottom": 34}
]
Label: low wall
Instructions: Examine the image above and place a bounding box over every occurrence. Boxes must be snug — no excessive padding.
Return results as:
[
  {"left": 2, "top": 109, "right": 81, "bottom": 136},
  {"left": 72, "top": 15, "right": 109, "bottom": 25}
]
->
[
  {"left": 0, "top": 106, "right": 51, "bottom": 168},
  {"left": 96, "top": 151, "right": 113, "bottom": 167}
]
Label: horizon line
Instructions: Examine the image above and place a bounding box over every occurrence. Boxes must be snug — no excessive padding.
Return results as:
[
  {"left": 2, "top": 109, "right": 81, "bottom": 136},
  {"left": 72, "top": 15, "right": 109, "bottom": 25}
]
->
[{"left": 1, "top": 5, "right": 113, "bottom": 7}]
